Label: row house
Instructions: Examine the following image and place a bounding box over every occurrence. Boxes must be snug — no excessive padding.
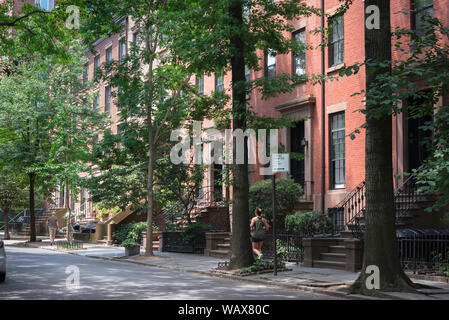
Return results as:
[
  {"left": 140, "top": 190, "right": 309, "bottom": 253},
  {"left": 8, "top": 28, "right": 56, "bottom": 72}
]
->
[{"left": 11, "top": 0, "right": 448, "bottom": 230}]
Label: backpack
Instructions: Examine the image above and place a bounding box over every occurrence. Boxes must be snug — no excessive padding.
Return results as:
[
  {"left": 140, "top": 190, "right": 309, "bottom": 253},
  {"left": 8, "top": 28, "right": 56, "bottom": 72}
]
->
[{"left": 251, "top": 217, "right": 266, "bottom": 239}]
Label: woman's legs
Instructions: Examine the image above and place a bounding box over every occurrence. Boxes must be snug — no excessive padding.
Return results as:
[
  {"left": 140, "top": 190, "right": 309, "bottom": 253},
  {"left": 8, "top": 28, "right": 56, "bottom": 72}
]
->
[
  {"left": 252, "top": 241, "right": 261, "bottom": 256},
  {"left": 257, "top": 241, "right": 264, "bottom": 257}
]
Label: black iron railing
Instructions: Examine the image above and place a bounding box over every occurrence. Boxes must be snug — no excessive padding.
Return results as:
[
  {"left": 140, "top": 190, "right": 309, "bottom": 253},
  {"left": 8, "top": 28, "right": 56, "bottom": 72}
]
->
[
  {"left": 161, "top": 231, "right": 208, "bottom": 254},
  {"left": 329, "top": 174, "right": 425, "bottom": 237},
  {"left": 328, "top": 181, "right": 366, "bottom": 235},
  {"left": 394, "top": 175, "right": 422, "bottom": 219},
  {"left": 262, "top": 233, "right": 304, "bottom": 264},
  {"left": 398, "top": 230, "right": 449, "bottom": 274}
]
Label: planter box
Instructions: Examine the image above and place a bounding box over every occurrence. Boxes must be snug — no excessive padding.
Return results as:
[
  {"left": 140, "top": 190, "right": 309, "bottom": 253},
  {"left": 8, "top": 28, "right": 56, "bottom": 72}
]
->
[{"left": 125, "top": 245, "right": 140, "bottom": 256}]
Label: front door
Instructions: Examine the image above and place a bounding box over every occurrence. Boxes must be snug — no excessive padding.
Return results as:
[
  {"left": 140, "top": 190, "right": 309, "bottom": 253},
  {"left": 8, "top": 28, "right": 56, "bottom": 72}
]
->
[
  {"left": 407, "top": 95, "right": 433, "bottom": 172},
  {"left": 290, "top": 121, "right": 305, "bottom": 189}
]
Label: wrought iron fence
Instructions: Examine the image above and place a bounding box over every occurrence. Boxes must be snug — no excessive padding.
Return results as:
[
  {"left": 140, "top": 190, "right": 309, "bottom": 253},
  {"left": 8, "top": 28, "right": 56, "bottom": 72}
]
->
[
  {"left": 398, "top": 230, "right": 449, "bottom": 274},
  {"left": 55, "top": 240, "right": 84, "bottom": 250},
  {"left": 328, "top": 181, "right": 366, "bottom": 235},
  {"left": 262, "top": 233, "right": 304, "bottom": 264},
  {"left": 161, "top": 231, "right": 208, "bottom": 254}
]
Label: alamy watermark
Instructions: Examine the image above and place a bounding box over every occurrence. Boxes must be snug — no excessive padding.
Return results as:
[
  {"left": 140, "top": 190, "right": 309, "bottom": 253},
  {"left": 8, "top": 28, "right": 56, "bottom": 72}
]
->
[
  {"left": 365, "top": 265, "right": 380, "bottom": 290},
  {"left": 65, "top": 265, "right": 80, "bottom": 290},
  {"left": 170, "top": 121, "right": 282, "bottom": 176}
]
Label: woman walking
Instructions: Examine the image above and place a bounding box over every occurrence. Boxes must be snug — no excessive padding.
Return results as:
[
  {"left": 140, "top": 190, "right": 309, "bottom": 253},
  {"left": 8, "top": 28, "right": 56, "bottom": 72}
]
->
[{"left": 250, "top": 208, "right": 270, "bottom": 259}]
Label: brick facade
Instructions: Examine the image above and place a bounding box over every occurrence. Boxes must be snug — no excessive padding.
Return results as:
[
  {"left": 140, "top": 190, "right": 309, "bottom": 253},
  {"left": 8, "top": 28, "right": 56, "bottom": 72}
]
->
[{"left": 13, "top": 1, "right": 447, "bottom": 220}]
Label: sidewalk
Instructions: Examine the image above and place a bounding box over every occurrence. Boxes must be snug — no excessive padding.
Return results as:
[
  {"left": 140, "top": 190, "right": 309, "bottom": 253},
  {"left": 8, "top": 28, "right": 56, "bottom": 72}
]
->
[{"left": 5, "top": 238, "right": 449, "bottom": 300}]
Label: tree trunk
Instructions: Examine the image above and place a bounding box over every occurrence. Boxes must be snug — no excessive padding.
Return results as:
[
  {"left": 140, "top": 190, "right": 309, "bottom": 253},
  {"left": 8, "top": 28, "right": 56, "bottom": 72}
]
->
[
  {"left": 351, "top": 0, "right": 417, "bottom": 294},
  {"left": 29, "top": 172, "right": 36, "bottom": 242},
  {"left": 65, "top": 178, "right": 72, "bottom": 242},
  {"left": 145, "top": 29, "right": 155, "bottom": 256},
  {"left": 3, "top": 207, "right": 10, "bottom": 240},
  {"left": 228, "top": 0, "right": 254, "bottom": 269},
  {"left": 145, "top": 143, "right": 154, "bottom": 256}
]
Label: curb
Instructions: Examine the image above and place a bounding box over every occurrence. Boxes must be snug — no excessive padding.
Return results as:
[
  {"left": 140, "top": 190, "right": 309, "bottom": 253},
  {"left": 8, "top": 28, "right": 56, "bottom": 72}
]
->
[
  {"left": 79, "top": 254, "right": 378, "bottom": 300},
  {"left": 4, "top": 244, "right": 388, "bottom": 300}
]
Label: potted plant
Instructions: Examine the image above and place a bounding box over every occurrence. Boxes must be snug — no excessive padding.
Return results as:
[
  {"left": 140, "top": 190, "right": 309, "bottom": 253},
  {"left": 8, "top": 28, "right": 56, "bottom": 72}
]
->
[{"left": 122, "top": 238, "right": 140, "bottom": 256}]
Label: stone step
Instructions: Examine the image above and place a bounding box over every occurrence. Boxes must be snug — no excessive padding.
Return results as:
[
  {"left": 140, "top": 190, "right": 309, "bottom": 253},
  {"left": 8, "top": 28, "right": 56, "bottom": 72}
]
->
[
  {"left": 313, "top": 260, "right": 346, "bottom": 271},
  {"left": 339, "top": 231, "right": 353, "bottom": 239},
  {"left": 217, "top": 243, "right": 230, "bottom": 249},
  {"left": 209, "top": 249, "right": 229, "bottom": 259},
  {"left": 320, "top": 252, "right": 346, "bottom": 263},
  {"left": 224, "top": 238, "right": 231, "bottom": 242},
  {"left": 328, "top": 245, "right": 346, "bottom": 254}
]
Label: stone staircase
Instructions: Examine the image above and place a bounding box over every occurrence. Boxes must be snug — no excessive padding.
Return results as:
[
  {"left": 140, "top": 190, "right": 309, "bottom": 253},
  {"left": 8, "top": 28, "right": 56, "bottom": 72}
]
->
[
  {"left": 209, "top": 236, "right": 231, "bottom": 258},
  {"left": 204, "top": 233, "right": 231, "bottom": 259},
  {"left": 304, "top": 231, "right": 363, "bottom": 272},
  {"left": 311, "top": 234, "right": 350, "bottom": 271}
]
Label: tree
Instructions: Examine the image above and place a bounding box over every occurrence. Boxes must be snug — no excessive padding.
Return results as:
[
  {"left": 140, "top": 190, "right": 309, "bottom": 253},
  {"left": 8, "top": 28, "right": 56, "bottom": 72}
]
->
[
  {"left": 156, "top": 150, "right": 207, "bottom": 228},
  {"left": 348, "top": 0, "right": 441, "bottom": 294},
  {"left": 0, "top": 33, "right": 105, "bottom": 242},
  {"left": 166, "top": 0, "right": 332, "bottom": 268},
  {"left": 0, "top": 169, "right": 27, "bottom": 240},
  {"left": 42, "top": 44, "right": 108, "bottom": 242},
  {"left": 72, "top": 0, "right": 227, "bottom": 256}
]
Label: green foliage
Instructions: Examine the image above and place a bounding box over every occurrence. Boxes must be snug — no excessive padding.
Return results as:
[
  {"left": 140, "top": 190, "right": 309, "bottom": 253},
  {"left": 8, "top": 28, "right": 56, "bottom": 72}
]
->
[
  {"left": 121, "top": 238, "right": 138, "bottom": 248},
  {"left": 182, "top": 221, "right": 215, "bottom": 244},
  {"left": 249, "top": 178, "right": 303, "bottom": 222},
  {"left": 432, "top": 251, "right": 449, "bottom": 277},
  {"left": 238, "top": 258, "right": 285, "bottom": 275},
  {"left": 93, "top": 203, "right": 121, "bottom": 220},
  {"left": 284, "top": 211, "right": 332, "bottom": 237},
  {"left": 113, "top": 222, "right": 148, "bottom": 245}
]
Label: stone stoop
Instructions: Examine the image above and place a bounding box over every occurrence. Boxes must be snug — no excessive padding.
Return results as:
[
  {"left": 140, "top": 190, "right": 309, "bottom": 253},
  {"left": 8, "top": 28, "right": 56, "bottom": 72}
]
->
[
  {"left": 312, "top": 238, "right": 348, "bottom": 271},
  {"left": 204, "top": 233, "right": 231, "bottom": 259},
  {"left": 304, "top": 235, "right": 363, "bottom": 272}
]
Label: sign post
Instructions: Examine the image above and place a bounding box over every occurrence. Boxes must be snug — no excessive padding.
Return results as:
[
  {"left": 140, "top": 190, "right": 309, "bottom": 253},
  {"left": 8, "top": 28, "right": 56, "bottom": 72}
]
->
[{"left": 271, "top": 153, "right": 290, "bottom": 276}]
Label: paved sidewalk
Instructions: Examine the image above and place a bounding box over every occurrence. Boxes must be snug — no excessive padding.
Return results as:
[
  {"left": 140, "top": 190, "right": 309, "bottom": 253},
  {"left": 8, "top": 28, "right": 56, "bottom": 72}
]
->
[{"left": 5, "top": 238, "right": 449, "bottom": 300}]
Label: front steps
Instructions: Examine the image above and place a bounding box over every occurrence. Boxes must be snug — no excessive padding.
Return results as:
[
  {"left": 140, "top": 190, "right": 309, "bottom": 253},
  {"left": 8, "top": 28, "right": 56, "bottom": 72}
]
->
[
  {"left": 208, "top": 237, "right": 231, "bottom": 259},
  {"left": 311, "top": 238, "right": 348, "bottom": 271},
  {"left": 204, "top": 233, "right": 231, "bottom": 259},
  {"left": 304, "top": 235, "right": 363, "bottom": 272}
]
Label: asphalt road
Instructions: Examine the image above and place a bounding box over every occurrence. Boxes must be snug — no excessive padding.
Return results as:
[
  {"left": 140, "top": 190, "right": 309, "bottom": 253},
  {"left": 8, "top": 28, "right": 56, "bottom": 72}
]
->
[{"left": 0, "top": 246, "right": 340, "bottom": 300}]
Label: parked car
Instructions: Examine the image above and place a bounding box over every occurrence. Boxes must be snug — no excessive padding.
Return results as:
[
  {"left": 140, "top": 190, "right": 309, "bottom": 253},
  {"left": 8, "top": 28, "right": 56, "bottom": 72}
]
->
[
  {"left": 58, "top": 221, "right": 80, "bottom": 234},
  {"left": 0, "top": 240, "right": 6, "bottom": 283},
  {"left": 81, "top": 221, "right": 98, "bottom": 234}
]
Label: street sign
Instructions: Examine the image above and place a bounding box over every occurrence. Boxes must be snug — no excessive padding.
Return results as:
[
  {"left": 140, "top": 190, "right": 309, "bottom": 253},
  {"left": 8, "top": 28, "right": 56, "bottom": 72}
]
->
[{"left": 271, "top": 153, "right": 290, "bottom": 173}]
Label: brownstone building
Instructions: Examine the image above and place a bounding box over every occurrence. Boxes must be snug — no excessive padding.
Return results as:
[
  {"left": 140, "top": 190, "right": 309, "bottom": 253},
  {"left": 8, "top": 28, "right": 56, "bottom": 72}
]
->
[{"left": 11, "top": 1, "right": 448, "bottom": 231}]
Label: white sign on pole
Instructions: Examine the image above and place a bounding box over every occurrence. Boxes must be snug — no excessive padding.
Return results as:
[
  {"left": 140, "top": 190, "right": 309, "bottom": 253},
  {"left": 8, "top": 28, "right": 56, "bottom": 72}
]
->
[{"left": 271, "top": 153, "right": 290, "bottom": 173}]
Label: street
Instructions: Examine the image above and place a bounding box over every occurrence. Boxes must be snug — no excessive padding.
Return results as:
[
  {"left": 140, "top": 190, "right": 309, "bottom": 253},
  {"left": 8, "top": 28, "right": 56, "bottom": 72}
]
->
[{"left": 0, "top": 246, "right": 339, "bottom": 300}]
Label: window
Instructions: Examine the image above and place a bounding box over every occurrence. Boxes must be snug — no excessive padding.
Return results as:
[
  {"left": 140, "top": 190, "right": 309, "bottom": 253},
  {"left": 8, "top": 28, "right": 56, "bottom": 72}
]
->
[
  {"left": 83, "top": 65, "right": 88, "bottom": 85},
  {"left": 93, "top": 135, "right": 98, "bottom": 146},
  {"left": 329, "top": 15, "right": 344, "bottom": 67},
  {"left": 196, "top": 76, "right": 204, "bottom": 95},
  {"left": 215, "top": 72, "right": 224, "bottom": 91},
  {"left": 265, "top": 49, "right": 276, "bottom": 78},
  {"left": 117, "top": 123, "right": 125, "bottom": 148},
  {"left": 80, "top": 188, "right": 86, "bottom": 213},
  {"left": 106, "top": 47, "right": 112, "bottom": 63},
  {"left": 413, "top": 0, "right": 434, "bottom": 30},
  {"left": 263, "top": 132, "right": 271, "bottom": 180},
  {"left": 93, "top": 95, "right": 99, "bottom": 109},
  {"left": 330, "top": 112, "right": 345, "bottom": 189},
  {"left": 245, "top": 65, "right": 251, "bottom": 98},
  {"left": 94, "top": 55, "right": 100, "bottom": 77},
  {"left": 293, "top": 29, "right": 306, "bottom": 76},
  {"left": 35, "top": 0, "right": 54, "bottom": 11},
  {"left": 119, "top": 39, "right": 126, "bottom": 63},
  {"left": 105, "top": 86, "right": 111, "bottom": 115},
  {"left": 213, "top": 163, "right": 223, "bottom": 202},
  {"left": 245, "top": 65, "right": 250, "bottom": 82},
  {"left": 133, "top": 33, "right": 139, "bottom": 46}
]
